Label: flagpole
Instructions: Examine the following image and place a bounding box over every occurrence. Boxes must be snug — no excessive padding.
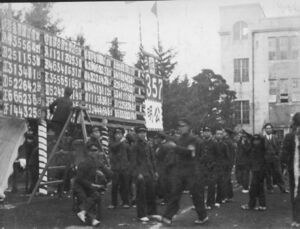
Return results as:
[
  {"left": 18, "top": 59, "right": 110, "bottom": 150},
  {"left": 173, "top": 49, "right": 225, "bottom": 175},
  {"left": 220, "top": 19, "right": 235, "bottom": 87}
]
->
[
  {"left": 156, "top": 1, "right": 160, "bottom": 48},
  {"left": 139, "top": 11, "right": 143, "bottom": 47}
]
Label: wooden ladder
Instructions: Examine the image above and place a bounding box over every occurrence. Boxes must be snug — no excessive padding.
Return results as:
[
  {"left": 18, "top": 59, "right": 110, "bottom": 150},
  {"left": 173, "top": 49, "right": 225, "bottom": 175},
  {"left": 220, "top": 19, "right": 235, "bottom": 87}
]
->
[{"left": 27, "top": 106, "right": 93, "bottom": 204}]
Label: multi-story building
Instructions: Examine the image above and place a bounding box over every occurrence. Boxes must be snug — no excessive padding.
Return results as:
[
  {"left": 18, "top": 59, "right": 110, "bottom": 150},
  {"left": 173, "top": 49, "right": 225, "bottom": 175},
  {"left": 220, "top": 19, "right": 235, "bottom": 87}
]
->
[{"left": 219, "top": 3, "right": 300, "bottom": 137}]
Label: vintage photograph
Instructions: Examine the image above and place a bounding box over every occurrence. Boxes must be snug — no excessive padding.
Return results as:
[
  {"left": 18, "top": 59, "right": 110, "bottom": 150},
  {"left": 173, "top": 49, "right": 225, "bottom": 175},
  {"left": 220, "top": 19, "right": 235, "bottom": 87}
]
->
[{"left": 0, "top": 0, "right": 300, "bottom": 228}]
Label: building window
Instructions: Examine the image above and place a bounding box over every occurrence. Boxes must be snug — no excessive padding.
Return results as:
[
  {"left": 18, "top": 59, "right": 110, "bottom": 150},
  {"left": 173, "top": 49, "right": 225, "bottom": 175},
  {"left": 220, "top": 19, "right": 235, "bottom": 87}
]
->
[
  {"left": 268, "top": 38, "right": 277, "bottom": 60},
  {"left": 279, "top": 79, "right": 289, "bottom": 103},
  {"left": 269, "top": 36, "right": 300, "bottom": 60},
  {"left": 234, "top": 100, "right": 250, "bottom": 124},
  {"left": 290, "top": 36, "right": 300, "bottom": 59},
  {"left": 234, "top": 58, "right": 249, "bottom": 83},
  {"left": 233, "top": 21, "right": 248, "bottom": 40}
]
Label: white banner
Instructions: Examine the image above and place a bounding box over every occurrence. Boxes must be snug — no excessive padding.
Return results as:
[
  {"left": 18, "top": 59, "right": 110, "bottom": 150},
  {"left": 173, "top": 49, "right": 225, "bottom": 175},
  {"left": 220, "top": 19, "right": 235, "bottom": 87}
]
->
[{"left": 145, "top": 99, "right": 163, "bottom": 131}]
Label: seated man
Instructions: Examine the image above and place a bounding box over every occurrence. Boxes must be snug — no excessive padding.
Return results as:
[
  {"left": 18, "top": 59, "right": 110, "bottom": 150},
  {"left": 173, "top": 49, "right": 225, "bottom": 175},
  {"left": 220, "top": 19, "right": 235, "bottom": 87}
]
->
[{"left": 73, "top": 143, "right": 111, "bottom": 226}]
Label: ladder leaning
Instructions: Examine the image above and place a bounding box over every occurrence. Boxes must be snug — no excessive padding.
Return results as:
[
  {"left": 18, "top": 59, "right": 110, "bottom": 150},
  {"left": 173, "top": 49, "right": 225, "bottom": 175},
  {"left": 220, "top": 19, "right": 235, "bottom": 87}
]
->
[{"left": 27, "top": 106, "right": 93, "bottom": 204}]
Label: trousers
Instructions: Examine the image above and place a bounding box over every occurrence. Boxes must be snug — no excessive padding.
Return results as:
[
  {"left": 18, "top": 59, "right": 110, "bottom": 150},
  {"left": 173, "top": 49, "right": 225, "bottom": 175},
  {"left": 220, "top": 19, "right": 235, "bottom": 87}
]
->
[
  {"left": 163, "top": 166, "right": 207, "bottom": 221},
  {"left": 249, "top": 170, "right": 266, "bottom": 208},
  {"left": 136, "top": 176, "right": 157, "bottom": 218},
  {"left": 111, "top": 170, "right": 130, "bottom": 206}
]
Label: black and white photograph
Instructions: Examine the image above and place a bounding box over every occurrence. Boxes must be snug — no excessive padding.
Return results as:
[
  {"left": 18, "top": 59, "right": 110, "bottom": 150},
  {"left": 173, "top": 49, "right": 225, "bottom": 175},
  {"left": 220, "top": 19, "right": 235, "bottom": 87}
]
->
[{"left": 0, "top": 0, "right": 300, "bottom": 228}]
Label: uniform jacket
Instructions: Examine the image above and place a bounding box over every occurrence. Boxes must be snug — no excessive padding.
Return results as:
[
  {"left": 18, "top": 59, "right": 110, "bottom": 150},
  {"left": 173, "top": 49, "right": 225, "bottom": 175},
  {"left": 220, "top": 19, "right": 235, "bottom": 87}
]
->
[
  {"left": 109, "top": 140, "right": 130, "bottom": 171},
  {"left": 155, "top": 140, "right": 176, "bottom": 174},
  {"left": 250, "top": 140, "right": 266, "bottom": 171},
  {"left": 49, "top": 96, "right": 73, "bottom": 124},
  {"left": 131, "top": 137, "right": 156, "bottom": 178},
  {"left": 282, "top": 133, "right": 298, "bottom": 174},
  {"left": 198, "top": 137, "right": 218, "bottom": 170},
  {"left": 174, "top": 133, "right": 200, "bottom": 168},
  {"left": 75, "top": 155, "right": 112, "bottom": 191},
  {"left": 264, "top": 134, "right": 281, "bottom": 162},
  {"left": 215, "top": 139, "right": 231, "bottom": 169},
  {"left": 236, "top": 138, "right": 251, "bottom": 166}
]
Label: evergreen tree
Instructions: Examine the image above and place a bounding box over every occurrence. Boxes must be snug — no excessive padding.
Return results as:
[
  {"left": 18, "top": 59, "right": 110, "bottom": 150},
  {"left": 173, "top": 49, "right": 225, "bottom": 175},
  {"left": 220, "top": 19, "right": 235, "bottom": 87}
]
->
[
  {"left": 25, "top": 3, "right": 62, "bottom": 34},
  {"left": 108, "top": 37, "right": 125, "bottom": 61},
  {"left": 154, "top": 44, "right": 177, "bottom": 81},
  {"left": 135, "top": 44, "right": 149, "bottom": 71}
]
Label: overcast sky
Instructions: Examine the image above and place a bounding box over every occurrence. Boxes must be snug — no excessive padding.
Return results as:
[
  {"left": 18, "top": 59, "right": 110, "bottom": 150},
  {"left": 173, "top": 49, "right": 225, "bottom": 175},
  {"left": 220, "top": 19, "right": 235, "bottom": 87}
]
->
[{"left": 8, "top": 0, "right": 300, "bottom": 80}]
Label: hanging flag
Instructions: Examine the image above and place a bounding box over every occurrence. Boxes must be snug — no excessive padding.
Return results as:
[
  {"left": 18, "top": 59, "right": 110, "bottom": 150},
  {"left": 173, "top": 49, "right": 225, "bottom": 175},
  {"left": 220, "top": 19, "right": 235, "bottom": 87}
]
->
[{"left": 151, "top": 1, "right": 157, "bottom": 17}]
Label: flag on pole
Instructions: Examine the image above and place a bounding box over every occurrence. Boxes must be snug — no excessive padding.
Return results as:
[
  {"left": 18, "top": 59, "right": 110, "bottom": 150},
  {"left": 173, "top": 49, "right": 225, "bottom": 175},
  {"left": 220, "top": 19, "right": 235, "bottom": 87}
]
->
[{"left": 151, "top": 1, "right": 157, "bottom": 17}]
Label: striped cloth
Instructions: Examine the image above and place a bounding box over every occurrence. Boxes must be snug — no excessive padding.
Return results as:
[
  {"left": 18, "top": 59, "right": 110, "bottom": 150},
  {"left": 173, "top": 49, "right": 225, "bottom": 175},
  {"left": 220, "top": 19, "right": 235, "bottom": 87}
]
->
[
  {"left": 101, "top": 126, "right": 110, "bottom": 167},
  {"left": 295, "top": 136, "right": 300, "bottom": 198}
]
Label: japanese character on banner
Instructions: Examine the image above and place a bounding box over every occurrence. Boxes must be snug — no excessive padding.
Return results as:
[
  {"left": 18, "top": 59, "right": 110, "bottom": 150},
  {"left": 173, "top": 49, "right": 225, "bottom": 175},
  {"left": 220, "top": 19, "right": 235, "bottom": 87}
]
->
[
  {"left": 147, "top": 105, "right": 153, "bottom": 122},
  {"left": 154, "top": 106, "right": 160, "bottom": 122}
]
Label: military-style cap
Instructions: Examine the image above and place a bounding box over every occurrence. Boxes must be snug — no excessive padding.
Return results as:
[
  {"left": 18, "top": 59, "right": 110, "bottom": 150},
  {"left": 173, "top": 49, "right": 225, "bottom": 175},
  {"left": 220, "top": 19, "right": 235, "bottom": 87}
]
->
[
  {"left": 91, "top": 126, "right": 100, "bottom": 132},
  {"left": 154, "top": 131, "right": 166, "bottom": 139},
  {"left": 114, "top": 128, "right": 124, "bottom": 135},
  {"left": 202, "top": 126, "right": 211, "bottom": 132},
  {"left": 86, "top": 143, "right": 99, "bottom": 151},
  {"left": 135, "top": 126, "right": 147, "bottom": 133},
  {"left": 177, "top": 117, "right": 190, "bottom": 127},
  {"left": 225, "top": 128, "right": 235, "bottom": 135}
]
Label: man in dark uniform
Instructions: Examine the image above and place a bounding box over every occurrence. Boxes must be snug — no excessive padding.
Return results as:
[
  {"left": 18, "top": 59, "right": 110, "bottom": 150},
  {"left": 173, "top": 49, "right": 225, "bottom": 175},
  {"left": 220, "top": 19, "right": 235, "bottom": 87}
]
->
[
  {"left": 223, "top": 128, "right": 237, "bottom": 202},
  {"left": 201, "top": 126, "right": 220, "bottom": 209},
  {"left": 264, "top": 123, "right": 287, "bottom": 193},
  {"left": 241, "top": 134, "right": 267, "bottom": 211},
  {"left": 153, "top": 131, "right": 176, "bottom": 205},
  {"left": 73, "top": 143, "right": 111, "bottom": 226},
  {"left": 109, "top": 128, "right": 130, "bottom": 209},
  {"left": 131, "top": 126, "right": 158, "bottom": 222},
  {"left": 86, "top": 126, "right": 110, "bottom": 168},
  {"left": 235, "top": 130, "right": 252, "bottom": 193},
  {"left": 282, "top": 113, "right": 300, "bottom": 227},
  {"left": 49, "top": 87, "right": 73, "bottom": 136},
  {"left": 161, "top": 118, "right": 208, "bottom": 225}
]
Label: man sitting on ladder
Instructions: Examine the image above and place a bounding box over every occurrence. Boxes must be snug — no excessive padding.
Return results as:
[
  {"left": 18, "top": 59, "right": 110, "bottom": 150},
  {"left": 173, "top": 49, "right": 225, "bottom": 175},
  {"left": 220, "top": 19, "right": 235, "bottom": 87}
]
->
[{"left": 49, "top": 87, "right": 73, "bottom": 137}]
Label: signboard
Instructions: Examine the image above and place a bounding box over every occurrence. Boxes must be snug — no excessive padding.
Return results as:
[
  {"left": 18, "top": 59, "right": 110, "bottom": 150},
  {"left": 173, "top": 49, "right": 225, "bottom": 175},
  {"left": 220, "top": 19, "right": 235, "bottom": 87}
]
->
[
  {"left": 113, "top": 59, "right": 137, "bottom": 120},
  {"left": 0, "top": 13, "right": 150, "bottom": 125},
  {"left": 83, "top": 49, "right": 113, "bottom": 117},
  {"left": 145, "top": 99, "right": 163, "bottom": 130},
  {"left": 43, "top": 34, "right": 83, "bottom": 114},
  {"left": 1, "top": 17, "right": 42, "bottom": 119}
]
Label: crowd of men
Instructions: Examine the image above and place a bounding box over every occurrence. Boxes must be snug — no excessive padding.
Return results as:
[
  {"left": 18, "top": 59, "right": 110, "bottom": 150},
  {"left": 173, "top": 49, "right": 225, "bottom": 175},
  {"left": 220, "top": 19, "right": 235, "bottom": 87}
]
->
[{"left": 8, "top": 87, "right": 300, "bottom": 227}]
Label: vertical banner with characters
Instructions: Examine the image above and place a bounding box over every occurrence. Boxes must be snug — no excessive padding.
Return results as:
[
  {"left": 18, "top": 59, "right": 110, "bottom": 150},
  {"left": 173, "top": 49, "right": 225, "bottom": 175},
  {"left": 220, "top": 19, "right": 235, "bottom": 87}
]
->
[{"left": 144, "top": 55, "right": 163, "bottom": 131}]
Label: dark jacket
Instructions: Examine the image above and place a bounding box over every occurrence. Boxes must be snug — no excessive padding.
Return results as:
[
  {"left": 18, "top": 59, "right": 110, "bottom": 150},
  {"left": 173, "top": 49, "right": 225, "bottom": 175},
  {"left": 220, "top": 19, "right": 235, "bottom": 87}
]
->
[
  {"left": 75, "top": 155, "right": 111, "bottom": 191},
  {"left": 109, "top": 140, "right": 130, "bottom": 171},
  {"left": 250, "top": 138, "right": 266, "bottom": 171},
  {"left": 155, "top": 140, "right": 176, "bottom": 174},
  {"left": 49, "top": 96, "right": 73, "bottom": 124},
  {"left": 174, "top": 133, "right": 200, "bottom": 168},
  {"left": 281, "top": 133, "right": 297, "bottom": 173},
  {"left": 224, "top": 138, "right": 236, "bottom": 168},
  {"left": 131, "top": 137, "right": 156, "bottom": 178},
  {"left": 236, "top": 138, "right": 251, "bottom": 166},
  {"left": 215, "top": 139, "right": 231, "bottom": 169},
  {"left": 198, "top": 137, "right": 218, "bottom": 170},
  {"left": 264, "top": 135, "right": 281, "bottom": 162}
]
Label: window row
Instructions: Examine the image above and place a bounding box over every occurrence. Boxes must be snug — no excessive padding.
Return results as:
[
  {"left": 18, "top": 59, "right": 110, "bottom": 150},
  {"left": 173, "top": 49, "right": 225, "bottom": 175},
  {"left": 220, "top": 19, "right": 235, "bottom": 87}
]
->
[{"left": 269, "top": 36, "right": 299, "bottom": 60}]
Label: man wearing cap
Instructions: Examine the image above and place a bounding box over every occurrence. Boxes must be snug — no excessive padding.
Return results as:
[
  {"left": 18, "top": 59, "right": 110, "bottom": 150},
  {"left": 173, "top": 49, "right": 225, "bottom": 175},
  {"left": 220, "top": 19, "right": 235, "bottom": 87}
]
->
[
  {"left": 74, "top": 143, "right": 111, "bottom": 226},
  {"left": 108, "top": 128, "right": 131, "bottom": 209},
  {"left": 86, "top": 126, "right": 109, "bottom": 168},
  {"left": 223, "top": 128, "right": 237, "bottom": 202},
  {"left": 153, "top": 131, "right": 176, "bottom": 205},
  {"left": 281, "top": 113, "right": 300, "bottom": 227},
  {"left": 200, "top": 126, "right": 219, "bottom": 209},
  {"left": 235, "top": 130, "right": 252, "bottom": 193},
  {"left": 264, "top": 123, "right": 287, "bottom": 193},
  {"left": 49, "top": 87, "right": 73, "bottom": 136},
  {"left": 161, "top": 118, "right": 208, "bottom": 225},
  {"left": 131, "top": 126, "right": 158, "bottom": 222}
]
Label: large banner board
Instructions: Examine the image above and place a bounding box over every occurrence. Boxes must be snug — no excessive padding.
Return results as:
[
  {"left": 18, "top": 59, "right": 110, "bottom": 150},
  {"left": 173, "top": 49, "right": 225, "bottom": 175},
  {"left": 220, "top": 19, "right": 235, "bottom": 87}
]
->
[{"left": 0, "top": 14, "right": 144, "bottom": 122}]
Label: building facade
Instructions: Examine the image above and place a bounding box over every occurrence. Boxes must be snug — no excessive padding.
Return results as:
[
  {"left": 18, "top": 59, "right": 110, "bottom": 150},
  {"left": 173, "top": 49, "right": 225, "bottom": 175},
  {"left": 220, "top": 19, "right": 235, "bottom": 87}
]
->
[{"left": 220, "top": 4, "right": 300, "bottom": 137}]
